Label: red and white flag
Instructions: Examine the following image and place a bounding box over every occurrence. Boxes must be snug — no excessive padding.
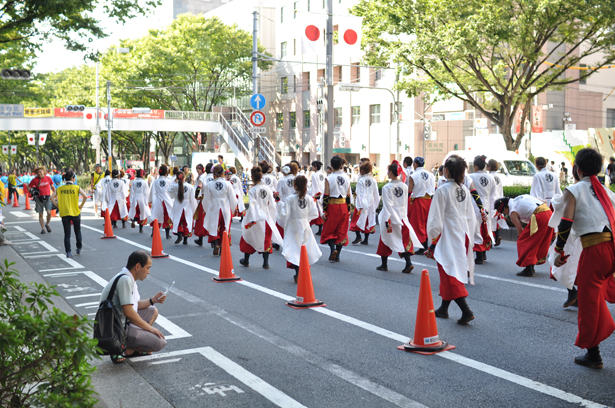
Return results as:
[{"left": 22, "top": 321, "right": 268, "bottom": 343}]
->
[
  {"left": 39, "top": 133, "right": 47, "bottom": 145},
  {"left": 84, "top": 108, "right": 98, "bottom": 124},
  {"left": 10, "top": 146, "right": 16, "bottom": 155},
  {"left": 1, "top": 145, "right": 7, "bottom": 154},
  {"left": 301, "top": 15, "right": 325, "bottom": 55},
  {"left": 338, "top": 16, "right": 363, "bottom": 53},
  {"left": 27, "top": 133, "right": 36, "bottom": 146}
]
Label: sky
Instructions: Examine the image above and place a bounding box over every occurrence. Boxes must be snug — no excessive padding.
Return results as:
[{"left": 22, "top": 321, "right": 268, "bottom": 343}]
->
[{"left": 35, "top": 0, "right": 174, "bottom": 74}]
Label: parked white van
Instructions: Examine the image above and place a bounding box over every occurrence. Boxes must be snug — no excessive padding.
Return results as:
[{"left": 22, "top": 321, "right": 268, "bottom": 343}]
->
[{"left": 443, "top": 150, "right": 537, "bottom": 187}]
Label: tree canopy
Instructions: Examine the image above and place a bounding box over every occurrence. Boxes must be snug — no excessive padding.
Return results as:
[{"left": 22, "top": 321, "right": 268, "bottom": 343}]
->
[{"left": 354, "top": 0, "right": 615, "bottom": 150}]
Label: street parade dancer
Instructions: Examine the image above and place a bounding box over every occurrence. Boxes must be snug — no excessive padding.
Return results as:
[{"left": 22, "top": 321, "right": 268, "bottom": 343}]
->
[
  {"left": 309, "top": 160, "right": 325, "bottom": 236},
  {"left": 278, "top": 175, "right": 322, "bottom": 282},
  {"left": 436, "top": 165, "right": 446, "bottom": 188},
  {"left": 428, "top": 155, "right": 477, "bottom": 324},
  {"left": 350, "top": 161, "right": 379, "bottom": 245},
  {"left": 552, "top": 148, "right": 615, "bottom": 368},
  {"left": 494, "top": 194, "right": 553, "bottom": 277},
  {"left": 261, "top": 161, "right": 278, "bottom": 192},
  {"left": 488, "top": 159, "right": 508, "bottom": 246},
  {"left": 148, "top": 165, "right": 174, "bottom": 240},
  {"left": 102, "top": 170, "right": 129, "bottom": 229},
  {"left": 228, "top": 167, "right": 246, "bottom": 218},
  {"left": 321, "top": 155, "right": 352, "bottom": 262},
  {"left": 469, "top": 155, "right": 496, "bottom": 264},
  {"left": 202, "top": 164, "right": 237, "bottom": 256},
  {"left": 128, "top": 169, "right": 150, "bottom": 233},
  {"left": 407, "top": 157, "right": 435, "bottom": 254},
  {"left": 548, "top": 164, "right": 581, "bottom": 308},
  {"left": 274, "top": 163, "right": 298, "bottom": 247},
  {"left": 377, "top": 161, "right": 421, "bottom": 273},
  {"left": 169, "top": 167, "right": 197, "bottom": 245},
  {"left": 91, "top": 164, "right": 104, "bottom": 215},
  {"left": 98, "top": 170, "right": 112, "bottom": 217},
  {"left": 531, "top": 156, "right": 562, "bottom": 208},
  {"left": 194, "top": 163, "right": 214, "bottom": 246},
  {"left": 239, "top": 167, "right": 282, "bottom": 269}
]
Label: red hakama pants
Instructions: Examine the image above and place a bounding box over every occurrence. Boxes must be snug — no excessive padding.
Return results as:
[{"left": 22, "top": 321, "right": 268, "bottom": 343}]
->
[
  {"left": 193, "top": 202, "right": 207, "bottom": 237},
  {"left": 310, "top": 214, "right": 324, "bottom": 226},
  {"left": 438, "top": 236, "right": 470, "bottom": 300},
  {"left": 276, "top": 222, "right": 285, "bottom": 239},
  {"left": 239, "top": 224, "right": 273, "bottom": 254},
  {"left": 133, "top": 204, "right": 147, "bottom": 226},
  {"left": 207, "top": 210, "right": 231, "bottom": 243},
  {"left": 110, "top": 203, "right": 126, "bottom": 222},
  {"left": 174, "top": 211, "right": 192, "bottom": 237},
  {"left": 150, "top": 202, "right": 172, "bottom": 229},
  {"left": 320, "top": 203, "right": 349, "bottom": 246},
  {"left": 409, "top": 197, "right": 431, "bottom": 244},
  {"left": 376, "top": 225, "right": 413, "bottom": 257},
  {"left": 516, "top": 211, "right": 553, "bottom": 267},
  {"left": 349, "top": 208, "right": 375, "bottom": 234},
  {"left": 575, "top": 241, "right": 615, "bottom": 349},
  {"left": 473, "top": 219, "right": 493, "bottom": 252}
]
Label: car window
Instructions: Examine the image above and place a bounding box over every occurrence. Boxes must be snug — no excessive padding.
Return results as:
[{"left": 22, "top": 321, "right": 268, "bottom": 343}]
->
[{"left": 504, "top": 160, "right": 536, "bottom": 176}]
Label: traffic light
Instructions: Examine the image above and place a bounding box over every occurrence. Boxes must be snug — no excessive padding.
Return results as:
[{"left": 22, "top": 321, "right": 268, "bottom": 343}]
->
[
  {"left": 66, "top": 105, "right": 85, "bottom": 112},
  {"left": 1, "top": 69, "right": 31, "bottom": 80},
  {"left": 423, "top": 123, "right": 431, "bottom": 140}
]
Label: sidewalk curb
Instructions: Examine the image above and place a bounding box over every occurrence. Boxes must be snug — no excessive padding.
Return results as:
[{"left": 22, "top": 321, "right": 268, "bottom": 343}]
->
[{"left": 4, "top": 246, "right": 173, "bottom": 408}]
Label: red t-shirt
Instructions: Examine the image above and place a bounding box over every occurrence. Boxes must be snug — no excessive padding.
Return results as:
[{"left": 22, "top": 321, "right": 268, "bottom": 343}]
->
[{"left": 29, "top": 176, "right": 53, "bottom": 196}]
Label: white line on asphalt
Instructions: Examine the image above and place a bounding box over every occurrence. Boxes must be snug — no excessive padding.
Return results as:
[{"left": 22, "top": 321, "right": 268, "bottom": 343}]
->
[
  {"left": 473, "top": 273, "right": 567, "bottom": 293},
  {"left": 130, "top": 347, "right": 307, "bottom": 408},
  {"left": 3, "top": 216, "right": 100, "bottom": 224},
  {"left": 150, "top": 358, "right": 182, "bottom": 365},
  {"left": 4, "top": 232, "right": 39, "bottom": 241},
  {"left": 14, "top": 226, "right": 26, "bottom": 231},
  {"left": 44, "top": 272, "right": 83, "bottom": 277},
  {"left": 12, "top": 239, "right": 58, "bottom": 254},
  {"left": 80, "top": 224, "right": 605, "bottom": 408},
  {"left": 24, "top": 253, "right": 84, "bottom": 271},
  {"left": 156, "top": 315, "right": 191, "bottom": 340},
  {"left": 75, "top": 301, "right": 99, "bottom": 308},
  {"left": 66, "top": 293, "right": 102, "bottom": 299},
  {"left": 10, "top": 211, "right": 31, "bottom": 218}
]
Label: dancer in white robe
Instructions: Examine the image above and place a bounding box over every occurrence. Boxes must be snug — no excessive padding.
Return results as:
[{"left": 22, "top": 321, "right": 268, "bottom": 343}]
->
[
  {"left": 169, "top": 167, "right": 198, "bottom": 245},
  {"left": 260, "top": 161, "right": 278, "bottom": 192},
  {"left": 128, "top": 170, "right": 151, "bottom": 233},
  {"left": 148, "top": 165, "right": 174, "bottom": 239},
  {"left": 202, "top": 164, "right": 237, "bottom": 255},
  {"left": 274, "top": 163, "right": 298, "bottom": 247},
  {"left": 102, "top": 170, "right": 128, "bottom": 228},
  {"left": 377, "top": 161, "right": 422, "bottom": 274},
  {"left": 428, "top": 155, "right": 476, "bottom": 325},
  {"left": 309, "top": 160, "right": 325, "bottom": 235},
  {"left": 239, "top": 167, "right": 282, "bottom": 269},
  {"left": 98, "top": 171, "right": 112, "bottom": 217},
  {"left": 278, "top": 175, "right": 322, "bottom": 282},
  {"left": 488, "top": 159, "right": 508, "bottom": 246},
  {"left": 194, "top": 163, "right": 213, "bottom": 246},
  {"left": 228, "top": 167, "right": 246, "bottom": 217},
  {"left": 350, "top": 162, "right": 380, "bottom": 245},
  {"left": 469, "top": 155, "right": 496, "bottom": 264}
]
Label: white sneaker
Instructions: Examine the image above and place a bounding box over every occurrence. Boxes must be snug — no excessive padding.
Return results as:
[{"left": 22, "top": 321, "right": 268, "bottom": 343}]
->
[{"left": 0, "top": 240, "right": 12, "bottom": 245}]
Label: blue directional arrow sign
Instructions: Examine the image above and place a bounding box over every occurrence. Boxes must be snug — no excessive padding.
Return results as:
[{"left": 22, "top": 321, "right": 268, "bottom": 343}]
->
[{"left": 250, "top": 93, "right": 266, "bottom": 110}]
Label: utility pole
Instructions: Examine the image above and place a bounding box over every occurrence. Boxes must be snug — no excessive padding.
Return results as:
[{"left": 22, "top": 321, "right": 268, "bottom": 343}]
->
[
  {"left": 8, "top": 131, "right": 11, "bottom": 171},
  {"left": 252, "top": 11, "right": 258, "bottom": 95},
  {"left": 107, "top": 80, "right": 113, "bottom": 171},
  {"left": 324, "top": 0, "right": 334, "bottom": 165},
  {"left": 95, "top": 61, "right": 101, "bottom": 165},
  {"left": 396, "top": 70, "right": 401, "bottom": 161},
  {"left": 35, "top": 130, "right": 39, "bottom": 166}
]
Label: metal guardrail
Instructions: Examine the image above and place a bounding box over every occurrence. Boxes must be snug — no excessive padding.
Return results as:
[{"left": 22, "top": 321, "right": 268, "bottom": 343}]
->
[{"left": 218, "top": 114, "right": 249, "bottom": 158}]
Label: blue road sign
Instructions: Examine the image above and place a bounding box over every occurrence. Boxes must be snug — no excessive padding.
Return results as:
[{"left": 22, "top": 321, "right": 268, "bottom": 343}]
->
[{"left": 250, "top": 93, "right": 266, "bottom": 110}]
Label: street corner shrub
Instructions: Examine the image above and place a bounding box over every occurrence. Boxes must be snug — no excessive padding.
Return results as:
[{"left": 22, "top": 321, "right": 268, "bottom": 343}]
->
[
  {"left": 503, "top": 185, "right": 531, "bottom": 198},
  {"left": 0, "top": 259, "right": 100, "bottom": 408}
]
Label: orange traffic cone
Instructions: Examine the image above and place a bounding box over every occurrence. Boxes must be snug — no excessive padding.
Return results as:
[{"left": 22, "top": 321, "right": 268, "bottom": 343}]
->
[
  {"left": 398, "top": 269, "right": 455, "bottom": 355},
  {"left": 101, "top": 209, "right": 117, "bottom": 239},
  {"left": 151, "top": 220, "right": 170, "bottom": 258},
  {"left": 212, "top": 231, "right": 241, "bottom": 282},
  {"left": 6, "top": 196, "right": 11, "bottom": 205},
  {"left": 24, "top": 194, "right": 32, "bottom": 210},
  {"left": 12, "top": 196, "right": 19, "bottom": 207},
  {"left": 286, "top": 245, "right": 326, "bottom": 309}
]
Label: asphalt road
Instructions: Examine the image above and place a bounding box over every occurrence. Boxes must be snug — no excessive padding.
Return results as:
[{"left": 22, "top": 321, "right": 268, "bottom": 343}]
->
[{"left": 2, "top": 200, "right": 615, "bottom": 408}]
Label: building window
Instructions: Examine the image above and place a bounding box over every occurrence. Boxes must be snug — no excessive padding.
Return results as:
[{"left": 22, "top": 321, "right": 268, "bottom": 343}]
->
[
  {"left": 290, "top": 111, "right": 297, "bottom": 129},
  {"left": 281, "top": 77, "right": 288, "bottom": 94},
  {"left": 304, "top": 110, "right": 311, "bottom": 128},
  {"left": 308, "top": 0, "right": 311, "bottom": 11},
  {"left": 608, "top": 109, "right": 615, "bottom": 127},
  {"left": 302, "top": 71, "right": 310, "bottom": 91},
  {"left": 370, "top": 104, "right": 381, "bottom": 124},
  {"left": 281, "top": 41, "right": 287, "bottom": 58},
  {"left": 281, "top": 6, "right": 284, "bottom": 23},
  {"left": 580, "top": 64, "right": 587, "bottom": 85},
  {"left": 294, "top": 2, "right": 298, "bottom": 18},
  {"left": 375, "top": 69, "right": 382, "bottom": 81},
  {"left": 293, "top": 75, "right": 297, "bottom": 93},
  {"left": 334, "top": 107, "right": 342, "bottom": 127},
  {"left": 352, "top": 106, "right": 360, "bottom": 125},
  {"left": 277, "top": 112, "right": 284, "bottom": 130},
  {"left": 351, "top": 63, "right": 360, "bottom": 83}
]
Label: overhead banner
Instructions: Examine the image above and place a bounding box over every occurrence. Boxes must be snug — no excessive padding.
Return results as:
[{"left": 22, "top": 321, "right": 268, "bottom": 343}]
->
[
  {"left": 112, "top": 109, "right": 165, "bottom": 119},
  {"left": 54, "top": 108, "right": 84, "bottom": 117},
  {"left": 0, "top": 104, "right": 24, "bottom": 117},
  {"left": 24, "top": 107, "right": 54, "bottom": 117}
]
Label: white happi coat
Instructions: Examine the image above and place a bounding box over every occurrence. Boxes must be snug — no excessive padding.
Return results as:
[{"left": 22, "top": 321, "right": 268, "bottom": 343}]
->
[
  {"left": 98, "top": 175, "right": 112, "bottom": 206},
  {"left": 463, "top": 174, "right": 483, "bottom": 246},
  {"left": 547, "top": 193, "right": 581, "bottom": 290},
  {"left": 148, "top": 177, "right": 174, "bottom": 224},
  {"left": 427, "top": 180, "right": 477, "bottom": 285},
  {"left": 229, "top": 174, "right": 246, "bottom": 213},
  {"left": 276, "top": 174, "right": 296, "bottom": 224},
  {"left": 530, "top": 168, "right": 562, "bottom": 207},
  {"left": 327, "top": 170, "right": 351, "bottom": 198},
  {"left": 203, "top": 178, "right": 237, "bottom": 236},
  {"left": 102, "top": 178, "right": 128, "bottom": 218},
  {"left": 436, "top": 176, "right": 447, "bottom": 188},
  {"left": 410, "top": 167, "right": 436, "bottom": 198},
  {"left": 242, "top": 182, "right": 282, "bottom": 252},
  {"left": 263, "top": 173, "right": 278, "bottom": 191},
  {"left": 168, "top": 180, "right": 198, "bottom": 234},
  {"left": 309, "top": 170, "right": 326, "bottom": 216},
  {"left": 378, "top": 180, "right": 421, "bottom": 253},
  {"left": 278, "top": 193, "right": 322, "bottom": 266},
  {"left": 469, "top": 170, "right": 496, "bottom": 243},
  {"left": 354, "top": 174, "right": 380, "bottom": 231},
  {"left": 489, "top": 170, "right": 508, "bottom": 231},
  {"left": 404, "top": 166, "right": 414, "bottom": 188},
  {"left": 128, "top": 178, "right": 151, "bottom": 220}
]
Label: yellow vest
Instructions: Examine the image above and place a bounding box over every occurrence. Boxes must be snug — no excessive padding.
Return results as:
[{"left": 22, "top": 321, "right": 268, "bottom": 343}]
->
[
  {"left": 57, "top": 184, "right": 81, "bottom": 217},
  {"left": 92, "top": 171, "right": 103, "bottom": 186}
]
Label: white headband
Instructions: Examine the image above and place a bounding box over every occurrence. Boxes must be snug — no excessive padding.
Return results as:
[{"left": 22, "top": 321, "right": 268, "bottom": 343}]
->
[{"left": 282, "top": 166, "right": 291, "bottom": 175}]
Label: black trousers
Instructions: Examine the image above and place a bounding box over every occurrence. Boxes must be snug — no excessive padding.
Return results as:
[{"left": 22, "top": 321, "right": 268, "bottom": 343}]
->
[
  {"left": 8, "top": 185, "right": 18, "bottom": 201},
  {"left": 61, "top": 215, "right": 82, "bottom": 253}
]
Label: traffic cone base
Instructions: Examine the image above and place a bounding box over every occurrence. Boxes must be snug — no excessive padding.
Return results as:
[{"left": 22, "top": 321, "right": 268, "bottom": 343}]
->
[
  {"left": 213, "top": 231, "right": 240, "bottom": 282},
  {"left": 12, "top": 198, "right": 19, "bottom": 207},
  {"left": 398, "top": 269, "right": 453, "bottom": 355},
  {"left": 286, "top": 245, "right": 325, "bottom": 309},
  {"left": 101, "top": 209, "right": 117, "bottom": 239},
  {"left": 151, "top": 220, "right": 169, "bottom": 258},
  {"left": 24, "top": 195, "right": 32, "bottom": 210}
]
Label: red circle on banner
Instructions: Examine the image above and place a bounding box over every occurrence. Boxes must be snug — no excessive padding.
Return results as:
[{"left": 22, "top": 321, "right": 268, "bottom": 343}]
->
[
  {"left": 344, "top": 29, "right": 358, "bottom": 45},
  {"left": 29, "top": 137, "right": 34, "bottom": 142},
  {"left": 86, "top": 113, "right": 93, "bottom": 120},
  {"left": 305, "top": 25, "right": 320, "bottom": 42}
]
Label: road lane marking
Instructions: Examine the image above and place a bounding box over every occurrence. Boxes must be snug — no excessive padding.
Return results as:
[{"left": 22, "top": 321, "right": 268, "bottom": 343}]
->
[
  {"left": 156, "top": 315, "right": 191, "bottom": 340},
  {"left": 130, "top": 347, "right": 307, "bottom": 408},
  {"left": 75, "top": 301, "right": 99, "bottom": 308},
  {"left": 11, "top": 239, "right": 58, "bottom": 254},
  {"left": 24, "top": 254, "right": 84, "bottom": 271},
  {"left": 66, "top": 293, "right": 102, "bottom": 299},
  {"left": 4, "top": 231, "right": 39, "bottom": 241},
  {"left": 10, "top": 211, "right": 31, "bottom": 218},
  {"left": 151, "top": 358, "right": 182, "bottom": 365}
]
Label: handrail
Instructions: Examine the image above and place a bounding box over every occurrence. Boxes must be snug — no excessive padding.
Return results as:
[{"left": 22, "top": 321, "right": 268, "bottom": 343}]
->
[{"left": 218, "top": 114, "right": 249, "bottom": 157}]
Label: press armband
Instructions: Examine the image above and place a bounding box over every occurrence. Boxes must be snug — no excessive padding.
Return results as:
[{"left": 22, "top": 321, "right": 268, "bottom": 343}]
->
[
  {"left": 555, "top": 218, "right": 573, "bottom": 253},
  {"left": 322, "top": 194, "right": 330, "bottom": 213},
  {"left": 346, "top": 195, "right": 352, "bottom": 212},
  {"left": 471, "top": 189, "right": 484, "bottom": 210}
]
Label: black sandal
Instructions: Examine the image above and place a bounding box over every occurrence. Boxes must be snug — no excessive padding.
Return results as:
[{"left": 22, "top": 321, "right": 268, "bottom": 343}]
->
[
  {"left": 124, "top": 351, "right": 152, "bottom": 358},
  {"left": 111, "top": 354, "right": 126, "bottom": 364}
]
